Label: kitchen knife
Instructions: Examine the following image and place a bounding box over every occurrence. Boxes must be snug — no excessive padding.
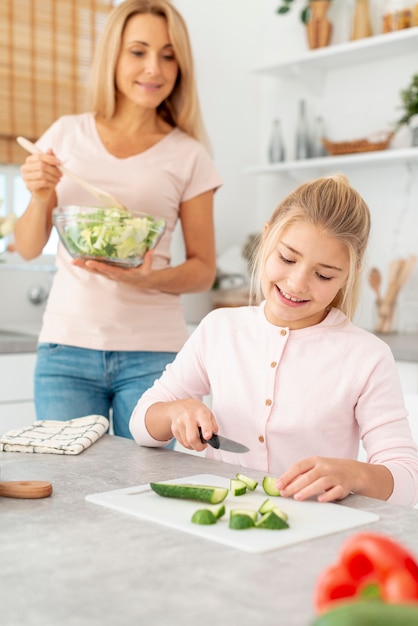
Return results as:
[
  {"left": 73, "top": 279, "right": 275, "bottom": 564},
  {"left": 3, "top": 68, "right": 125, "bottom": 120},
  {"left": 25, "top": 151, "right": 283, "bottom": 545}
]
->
[{"left": 198, "top": 427, "right": 249, "bottom": 453}]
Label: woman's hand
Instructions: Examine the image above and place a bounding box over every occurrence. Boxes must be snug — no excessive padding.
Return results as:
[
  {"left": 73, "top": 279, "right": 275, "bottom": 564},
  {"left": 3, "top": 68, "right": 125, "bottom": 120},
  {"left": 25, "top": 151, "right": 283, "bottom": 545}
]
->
[
  {"left": 71, "top": 249, "right": 154, "bottom": 282},
  {"left": 20, "top": 149, "right": 62, "bottom": 200},
  {"left": 276, "top": 456, "right": 394, "bottom": 503},
  {"left": 145, "top": 398, "right": 217, "bottom": 451}
]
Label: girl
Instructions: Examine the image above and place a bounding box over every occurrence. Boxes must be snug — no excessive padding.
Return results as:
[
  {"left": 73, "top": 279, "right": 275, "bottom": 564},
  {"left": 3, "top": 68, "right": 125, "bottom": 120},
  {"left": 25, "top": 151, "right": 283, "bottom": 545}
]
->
[
  {"left": 14, "top": 0, "right": 222, "bottom": 439},
  {"left": 129, "top": 175, "right": 418, "bottom": 507}
]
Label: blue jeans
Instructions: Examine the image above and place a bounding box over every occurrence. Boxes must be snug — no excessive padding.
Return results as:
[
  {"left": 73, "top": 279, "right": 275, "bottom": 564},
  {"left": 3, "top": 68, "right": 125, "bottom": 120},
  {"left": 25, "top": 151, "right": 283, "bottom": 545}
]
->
[{"left": 34, "top": 344, "right": 176, "bottom": 440}]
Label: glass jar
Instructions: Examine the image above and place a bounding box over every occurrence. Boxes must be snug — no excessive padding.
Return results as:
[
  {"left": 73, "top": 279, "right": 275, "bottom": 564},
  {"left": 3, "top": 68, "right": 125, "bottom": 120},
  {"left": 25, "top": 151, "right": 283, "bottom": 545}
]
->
[{"left": 382, "top": 0, "right": 412, "bottom": 32}]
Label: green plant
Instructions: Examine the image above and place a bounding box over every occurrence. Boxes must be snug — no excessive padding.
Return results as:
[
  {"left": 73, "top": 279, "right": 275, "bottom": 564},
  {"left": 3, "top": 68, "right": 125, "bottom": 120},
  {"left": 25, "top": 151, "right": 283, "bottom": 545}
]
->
[
  {"left": 398, "top": 74, "right": 418, "bottom": 127},
  {"left": 277, "top": 0, "right": 333, "bottom": 24}
]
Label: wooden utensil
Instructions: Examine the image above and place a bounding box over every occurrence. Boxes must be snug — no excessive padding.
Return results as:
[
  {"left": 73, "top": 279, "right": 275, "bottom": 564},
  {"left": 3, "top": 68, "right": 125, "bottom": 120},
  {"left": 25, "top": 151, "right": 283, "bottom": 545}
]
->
[
  {"left": 0, "top": 480, "right": 53, "bottom": 499},
  {"left": 17, "top": 136, "right": 126, "bottom": 211},
  {"left": 368, "top": 267, "right": 382, "bottom": 304}
]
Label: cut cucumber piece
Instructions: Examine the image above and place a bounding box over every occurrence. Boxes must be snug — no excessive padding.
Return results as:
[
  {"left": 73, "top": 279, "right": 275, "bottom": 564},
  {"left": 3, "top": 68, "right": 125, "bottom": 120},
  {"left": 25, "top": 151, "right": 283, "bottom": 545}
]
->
[
  {"left": 262, "top": 476, "right": 281, "bottom": 497},
  {"left": 230, "top": 508, "right": 258, "bottom": 523},
  {"left": 191, "top": 509, "right": 217, "bottom": 525},
  {"left": 208, "top": 504, "right": 226, "bottom": 519},
  {"left": 229, "top": 513, "right": 256, "bottom": 530},
  {"left": 273, "top": 507, "right": 289, "bottom": 522},
  {"left": 235, "top": 472, "right": 258, "bottom": 491},
  {"left": 258, "top": 498, "right": 275, "bottom": 514},
  {"left": 150, "top": 482, "right": 228, "bottom": 504},
  {"left": 255, "top": 510, "right": 289, "bottom": 530},
  {"left": 230, "top": 478, "right": 247, "bottom": 496}
]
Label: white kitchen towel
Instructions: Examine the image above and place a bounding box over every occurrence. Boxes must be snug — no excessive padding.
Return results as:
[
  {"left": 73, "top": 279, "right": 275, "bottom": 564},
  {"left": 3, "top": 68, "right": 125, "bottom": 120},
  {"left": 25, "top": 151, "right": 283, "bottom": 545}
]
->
[{"left": 0, "top": 414, "right": 109, "bottom": 455}]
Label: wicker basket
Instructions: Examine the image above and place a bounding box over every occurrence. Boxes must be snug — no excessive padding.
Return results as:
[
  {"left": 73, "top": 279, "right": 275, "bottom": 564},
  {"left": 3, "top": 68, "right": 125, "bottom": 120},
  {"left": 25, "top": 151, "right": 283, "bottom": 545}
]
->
[{"left": 322, "top": 131, "right": 394, "bottom": 156}]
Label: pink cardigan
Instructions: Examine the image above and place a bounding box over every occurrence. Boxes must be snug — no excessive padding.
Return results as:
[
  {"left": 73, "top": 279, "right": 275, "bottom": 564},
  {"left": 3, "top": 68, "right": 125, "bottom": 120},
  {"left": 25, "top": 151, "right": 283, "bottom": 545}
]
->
[{"left": 130, "top": 305, "right": 418, "bottom": 507}]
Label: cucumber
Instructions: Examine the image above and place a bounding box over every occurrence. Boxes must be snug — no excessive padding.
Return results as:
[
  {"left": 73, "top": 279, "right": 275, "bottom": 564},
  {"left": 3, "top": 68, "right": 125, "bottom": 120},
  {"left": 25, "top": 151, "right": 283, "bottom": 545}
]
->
[
  {"left": 236, "top": 472, "right": 258, "bottom": 490},
  {"left": 150, "top": 482, "right": 228, "bottom": 504},
  {"left": 210, "top": 504, "right": 226, "bottom": 519},
  {"left": 255, "top": 510, "right": 289, "bottom": 530},
  {"left": 273, "top": 507, "right": 289, "bottom": 522},
  {"left": 262, "top": 476, "right": 281, "bottom": 496},
  {"left": 191, "top": 504, "right": 225, "bottom": 525},
  {"left": 258, "top": 498, "right": 275, "bottom": 514},
  {"left": 229, "top": 512, "right": 256, "bottom": 530},
  {"left": 191, "top": 509, "right": 217, "bottom": 525},
  {"left": 230, "top": 478, "right": 247, "bottom": 496},
  {"left": 230, "top": 508, "right": 258, "bottom": 523},
  {"left": 310, "top": 601, "right": 418, "bottom": 626}
]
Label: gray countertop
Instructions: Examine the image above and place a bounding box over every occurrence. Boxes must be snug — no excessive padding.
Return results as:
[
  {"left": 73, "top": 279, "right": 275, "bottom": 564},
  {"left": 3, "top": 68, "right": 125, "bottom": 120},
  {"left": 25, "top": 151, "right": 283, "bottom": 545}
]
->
[{"left": 0, "top": 435, "right": 417, "bottom": 626}]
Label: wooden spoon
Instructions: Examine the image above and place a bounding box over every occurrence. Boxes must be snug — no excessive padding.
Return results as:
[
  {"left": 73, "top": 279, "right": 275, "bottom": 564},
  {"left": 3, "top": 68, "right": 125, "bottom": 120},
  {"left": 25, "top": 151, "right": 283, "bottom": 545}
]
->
[
  {"left": 0, "top": 480, "right": 53, "bottom": 499},
  {"left": 368, "top": 267, "right": 382, "bottom": 303},
  {"left": 17, "top": 136, "right": 126, "bottom": 211}
]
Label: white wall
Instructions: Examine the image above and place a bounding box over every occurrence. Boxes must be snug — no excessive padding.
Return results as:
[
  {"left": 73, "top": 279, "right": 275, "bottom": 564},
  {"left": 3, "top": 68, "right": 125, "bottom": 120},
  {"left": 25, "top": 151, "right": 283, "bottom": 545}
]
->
[{"left": 174, "top": 0, "right": 418, "bottom": 332}]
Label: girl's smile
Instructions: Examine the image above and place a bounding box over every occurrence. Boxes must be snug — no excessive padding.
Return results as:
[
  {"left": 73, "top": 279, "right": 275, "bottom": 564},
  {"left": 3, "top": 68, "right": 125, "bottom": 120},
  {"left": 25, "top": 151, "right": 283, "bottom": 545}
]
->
[{"left": 262, "top": 221, "right": 350, "bottom": 329}]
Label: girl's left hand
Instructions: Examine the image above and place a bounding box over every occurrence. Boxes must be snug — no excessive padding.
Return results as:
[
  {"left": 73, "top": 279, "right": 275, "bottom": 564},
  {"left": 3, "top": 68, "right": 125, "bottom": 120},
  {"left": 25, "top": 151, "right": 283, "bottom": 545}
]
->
[
  {"left": 72, "top": 250, "right": 154, "bottom": 283},
  {"left": 276, "top": 456, "right": 361, "bottom": 503}
]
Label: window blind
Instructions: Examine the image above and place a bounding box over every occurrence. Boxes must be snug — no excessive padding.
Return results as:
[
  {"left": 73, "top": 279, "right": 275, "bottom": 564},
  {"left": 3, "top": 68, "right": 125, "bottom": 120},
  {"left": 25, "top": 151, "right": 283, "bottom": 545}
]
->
[{"left": 0, "top": 0, "right": 115, "bottom": 165}]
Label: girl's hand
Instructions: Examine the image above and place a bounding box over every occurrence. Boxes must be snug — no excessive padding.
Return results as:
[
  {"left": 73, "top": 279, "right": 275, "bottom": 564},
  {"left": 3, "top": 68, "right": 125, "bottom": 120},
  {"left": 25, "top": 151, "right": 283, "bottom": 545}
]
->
[
  {"left": 72, "top": 249, "right": 154, "bottom": 282},
  {"left": 276, "top": 456, "right": 364, "bottom": 503},
  {"left": 169, "top": 399, "right": 218, "bottom": 452}
]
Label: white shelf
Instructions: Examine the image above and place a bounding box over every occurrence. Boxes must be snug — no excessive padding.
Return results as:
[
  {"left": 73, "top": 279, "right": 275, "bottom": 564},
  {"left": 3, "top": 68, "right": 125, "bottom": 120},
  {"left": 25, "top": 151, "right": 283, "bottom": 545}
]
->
[
  {"left": 253, "top": 28, "right": 418, "bottom": 79},
  {"left": 245, "top": 147, "right": 418, "bottom": 177}
]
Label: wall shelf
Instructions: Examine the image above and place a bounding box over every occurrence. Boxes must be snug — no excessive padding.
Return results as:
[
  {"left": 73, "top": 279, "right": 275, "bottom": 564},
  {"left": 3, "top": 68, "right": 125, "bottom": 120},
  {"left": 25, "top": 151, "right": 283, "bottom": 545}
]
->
[
  {"left": 252, "top": 28, "right": 418, "bottom": 78},
  {"left": 245, "top": 147, "right": 418, "bottom": 177}
]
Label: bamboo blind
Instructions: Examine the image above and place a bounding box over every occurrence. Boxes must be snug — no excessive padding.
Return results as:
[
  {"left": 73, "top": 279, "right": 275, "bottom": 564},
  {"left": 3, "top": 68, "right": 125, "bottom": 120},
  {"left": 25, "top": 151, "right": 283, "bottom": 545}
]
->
[{"left": 0, "top": 0, "right": 115, "bottom": 165}]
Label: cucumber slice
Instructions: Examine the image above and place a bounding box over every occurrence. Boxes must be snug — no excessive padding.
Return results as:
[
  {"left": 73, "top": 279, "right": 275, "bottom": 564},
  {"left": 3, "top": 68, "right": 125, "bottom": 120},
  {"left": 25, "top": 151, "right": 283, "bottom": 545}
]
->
[
  {"left": 229, "top": 513, "right": 256, "bottom": 530},
  {"left": 235, "top": 472, "right": 258, "bottom": 491},
  {"left": 230, "top": 508, "right": 258, "bottom": 523},
  {"left": 207, "top": 504, "right": 226, "bottom": 519},
  {"left": 255, "top": 510, "right": 289, "bottom": 530},
  {"left": 273, "top": 507, "right": 289, "bottom": 522},
  {"left": 230, "top": 478, "right": 247, "bottom": 496},
  {"left": 262, "top": 476, "right": 281, "bottom": 497},
  {"left": 150, "top": 482, "right": 228, "bottom": 504},
  {"left": 258, "top": 498, "right": 275, "bottom": 514},
  {"left": 191, "top": 509, "right": 217, "bottom": 525}
]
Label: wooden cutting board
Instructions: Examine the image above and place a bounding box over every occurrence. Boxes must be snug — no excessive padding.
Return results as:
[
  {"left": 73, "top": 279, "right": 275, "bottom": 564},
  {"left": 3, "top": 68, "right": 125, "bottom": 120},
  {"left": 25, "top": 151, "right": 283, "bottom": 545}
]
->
[{"left": 85, "top": 474, "right": 379, "bottom": 553}]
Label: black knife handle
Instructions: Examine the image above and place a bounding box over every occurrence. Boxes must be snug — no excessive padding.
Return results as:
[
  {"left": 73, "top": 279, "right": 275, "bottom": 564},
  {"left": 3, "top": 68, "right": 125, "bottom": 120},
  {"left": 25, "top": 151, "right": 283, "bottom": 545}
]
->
[{"left": 198, "top": 427, "right": 220, "bottom": 449}]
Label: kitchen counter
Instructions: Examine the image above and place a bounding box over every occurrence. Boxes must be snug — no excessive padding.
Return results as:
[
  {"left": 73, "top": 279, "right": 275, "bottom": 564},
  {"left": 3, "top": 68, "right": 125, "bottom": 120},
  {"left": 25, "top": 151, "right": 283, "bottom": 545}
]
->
[
  {"left": 0, "top": 329, "right": 38, "bottom": 354},
  {"left": 0, "top": 436, "right": 417, "bottom": 626}
]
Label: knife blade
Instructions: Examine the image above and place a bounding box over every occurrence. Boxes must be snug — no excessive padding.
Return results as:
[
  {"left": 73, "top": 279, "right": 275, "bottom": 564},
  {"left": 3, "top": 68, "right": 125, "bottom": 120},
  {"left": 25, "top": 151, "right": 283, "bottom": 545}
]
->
[{"left": 198, "top": 427, "right": 249, "bottom": 453}]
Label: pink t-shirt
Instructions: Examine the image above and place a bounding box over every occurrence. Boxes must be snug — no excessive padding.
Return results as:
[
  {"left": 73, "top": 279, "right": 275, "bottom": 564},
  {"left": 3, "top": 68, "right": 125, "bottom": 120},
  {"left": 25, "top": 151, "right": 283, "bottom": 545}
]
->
[
  {"left": 37, "top": 113, "right": 222, "bottom": 351},
  {"left": 130, "top": 305, "right": 418, "bottom": 507}
]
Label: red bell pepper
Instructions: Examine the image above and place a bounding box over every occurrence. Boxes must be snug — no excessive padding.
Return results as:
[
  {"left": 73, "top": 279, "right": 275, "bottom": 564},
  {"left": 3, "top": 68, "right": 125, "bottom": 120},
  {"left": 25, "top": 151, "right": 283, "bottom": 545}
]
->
[{"left": 314, "top": 532, "right": 418, "bottom": 614}]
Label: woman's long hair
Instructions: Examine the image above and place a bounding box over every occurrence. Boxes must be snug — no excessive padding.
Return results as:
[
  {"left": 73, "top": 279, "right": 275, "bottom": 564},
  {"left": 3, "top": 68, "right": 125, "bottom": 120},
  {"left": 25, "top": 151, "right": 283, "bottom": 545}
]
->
[{"left": 89, "top": 0, "right": 210, "bottom": 150}]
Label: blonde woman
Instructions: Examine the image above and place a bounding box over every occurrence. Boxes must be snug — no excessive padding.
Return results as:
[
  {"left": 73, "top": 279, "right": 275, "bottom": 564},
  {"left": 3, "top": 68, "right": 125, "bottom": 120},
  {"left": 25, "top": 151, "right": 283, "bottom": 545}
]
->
[
  {"left": 15, "top": 0, "right": 222, "bottom": 438},
  {"left": 130, "top": 175, "right": 418, "bottom": 507}
]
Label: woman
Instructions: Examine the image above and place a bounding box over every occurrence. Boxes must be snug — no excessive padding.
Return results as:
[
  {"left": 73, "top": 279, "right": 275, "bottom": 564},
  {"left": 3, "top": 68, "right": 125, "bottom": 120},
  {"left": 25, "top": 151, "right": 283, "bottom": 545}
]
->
[
  {"left": 130, "top": 175, "right": 418, "bottom": 507},
  {"left": 14, "top": 0, "right": 222, "bottom": 438}
]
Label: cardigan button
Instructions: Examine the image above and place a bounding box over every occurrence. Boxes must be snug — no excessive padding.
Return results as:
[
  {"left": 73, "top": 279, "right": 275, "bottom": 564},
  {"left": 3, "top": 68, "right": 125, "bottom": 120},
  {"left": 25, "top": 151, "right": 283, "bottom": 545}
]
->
[
  {"left": 265, "top": 399, "right": 272, "bottom": 406},
  {"left": 258, "top": 435, "right": 265, "bottom": 443},
  {"left": 280, "top": 329, "right": 287, "bottom": 336},
  {"left": 270, "top": 361, "right": 277, "bottom": 368}
]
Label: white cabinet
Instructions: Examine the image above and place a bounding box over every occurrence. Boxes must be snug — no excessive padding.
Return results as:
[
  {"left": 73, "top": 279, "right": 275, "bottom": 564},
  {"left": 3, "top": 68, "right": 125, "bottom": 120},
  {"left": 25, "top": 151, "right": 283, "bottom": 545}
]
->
[{"left": 0, "top": 353, "right": 36, "bottom": 433}]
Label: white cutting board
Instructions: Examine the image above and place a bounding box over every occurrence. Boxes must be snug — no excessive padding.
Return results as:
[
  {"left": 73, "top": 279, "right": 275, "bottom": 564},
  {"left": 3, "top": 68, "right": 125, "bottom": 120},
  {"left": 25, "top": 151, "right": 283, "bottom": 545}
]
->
[{"left": 86, "top": 474, "right": 379, "bottom": 554}]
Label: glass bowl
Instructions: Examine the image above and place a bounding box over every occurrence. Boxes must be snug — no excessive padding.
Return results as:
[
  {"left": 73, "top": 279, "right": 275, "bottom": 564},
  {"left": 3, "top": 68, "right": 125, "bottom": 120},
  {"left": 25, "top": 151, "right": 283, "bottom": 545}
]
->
[{"left": 52, "top": 205, "right": 166, "bottom": 268}]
